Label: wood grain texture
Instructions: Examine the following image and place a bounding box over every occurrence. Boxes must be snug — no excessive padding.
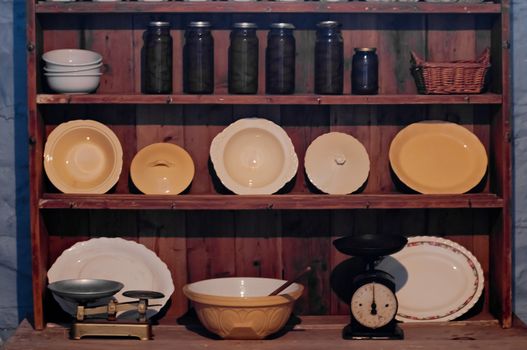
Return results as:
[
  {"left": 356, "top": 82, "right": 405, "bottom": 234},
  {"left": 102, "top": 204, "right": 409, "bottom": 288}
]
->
[
  {"left": 34, "top": 2, "right": 502, "bottom": 14},
  {"left": 6, "top": 318, "right": 527, "bottom": 350}
]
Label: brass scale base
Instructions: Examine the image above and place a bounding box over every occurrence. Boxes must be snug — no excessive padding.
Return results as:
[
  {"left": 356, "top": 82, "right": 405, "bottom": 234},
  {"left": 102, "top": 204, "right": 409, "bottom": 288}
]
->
[
  {"left": 70, "top": 290, "right": 163, "bottom": 340},
  {"left": 71, "top": 320, "right": 151, "bottom": 340}
]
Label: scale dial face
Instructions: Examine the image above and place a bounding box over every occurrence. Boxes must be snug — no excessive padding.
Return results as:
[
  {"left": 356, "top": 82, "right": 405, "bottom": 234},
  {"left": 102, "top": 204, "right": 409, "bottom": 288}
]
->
[{"left": 351, "top": 282, "right": 397, "bottom": 329}]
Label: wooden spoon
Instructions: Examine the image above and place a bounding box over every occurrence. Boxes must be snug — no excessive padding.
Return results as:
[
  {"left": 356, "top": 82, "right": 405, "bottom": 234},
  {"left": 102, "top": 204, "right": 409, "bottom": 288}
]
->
[{"left": 268, "top": 266, "right": 312, "bottom": 296}]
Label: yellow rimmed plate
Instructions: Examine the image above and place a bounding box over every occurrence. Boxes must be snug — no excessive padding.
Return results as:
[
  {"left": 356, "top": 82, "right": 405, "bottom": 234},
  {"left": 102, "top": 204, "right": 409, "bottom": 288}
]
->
[
  {"left": 305, "top": 132, "right": 370, "bottom": 194},
  {"left": 131, "top": 143, "right": 195, "bottom": 195},
  {"left": 43, "top": 119, "right": 123, "bottom": 194},
  {"left": 389, "top": 121, "right": 487, "bottom": 194}
]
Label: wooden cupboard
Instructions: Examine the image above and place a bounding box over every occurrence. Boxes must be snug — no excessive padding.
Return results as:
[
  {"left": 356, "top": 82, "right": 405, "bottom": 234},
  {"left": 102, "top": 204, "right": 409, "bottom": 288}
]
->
[{"left": 27, "top": 0, "right": 512, "bottom": 331}]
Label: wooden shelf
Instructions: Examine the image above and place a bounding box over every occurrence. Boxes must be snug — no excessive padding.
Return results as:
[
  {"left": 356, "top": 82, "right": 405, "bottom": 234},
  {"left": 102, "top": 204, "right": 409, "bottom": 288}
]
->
[
  {"left": 35, "top": 2, "right": 502, "bottom": 14},
  {"left": 39, "top": 193, "right": 504, "bottom": 210},
  {"left": 5, "top": 317, "right": 527, "bottom": 350},
  {"left": 36, "top": 93, "right": 503, "bottom": 105}
]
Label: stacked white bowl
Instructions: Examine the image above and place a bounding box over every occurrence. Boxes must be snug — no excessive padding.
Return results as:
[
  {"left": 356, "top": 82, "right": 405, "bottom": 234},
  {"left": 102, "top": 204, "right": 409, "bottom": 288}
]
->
[{"left": 42, "top": 49, "right": 103, "bottom": 94}]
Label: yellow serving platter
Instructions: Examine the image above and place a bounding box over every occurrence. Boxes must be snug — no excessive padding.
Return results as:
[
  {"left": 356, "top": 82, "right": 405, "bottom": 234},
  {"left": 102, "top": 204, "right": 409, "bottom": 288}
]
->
[{"left": 389, "top": 121, "right": 488, "bottom": 194}]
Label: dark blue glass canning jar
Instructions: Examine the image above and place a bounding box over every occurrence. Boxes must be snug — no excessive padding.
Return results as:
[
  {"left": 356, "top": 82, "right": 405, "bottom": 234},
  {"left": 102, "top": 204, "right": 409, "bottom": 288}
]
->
[
  {"left": 229, "top": 22, "right": 259, "bottom": 94},
  {"left": 184, "top": 21, "right": 214, "bottom": 94},
  {"left": 351, "top": 48, "right": 378, "bottom": 95},
  {"left": 314, "top": 21, "right": 343, "bottom": 95},
  {"left": 266, "top": 23, "right": 296, "bottom": 95},
  {"left": 144, "top": 21, "right": 173, "bottom": 94}
]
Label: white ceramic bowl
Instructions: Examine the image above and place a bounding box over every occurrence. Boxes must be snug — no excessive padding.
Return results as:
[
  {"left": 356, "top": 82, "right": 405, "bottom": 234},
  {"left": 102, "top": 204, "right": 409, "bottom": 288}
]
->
[
  {"left": 43, "top": 120, "right": 123, "bottom": 193},
  {"left": 45, "top": 72, "right": 101, "bottom": 94},
  {"left": 43, "top": 62, "right": 102, "bottom": 74},
  {"left": 183, "top": 277, "right": 304, "bottom": 339},
  {"left": 42, "top": 49, "right": 102, "bottom": 69},
  {"left": 210, "top": 118, "right": 298, "bottom": 195}
]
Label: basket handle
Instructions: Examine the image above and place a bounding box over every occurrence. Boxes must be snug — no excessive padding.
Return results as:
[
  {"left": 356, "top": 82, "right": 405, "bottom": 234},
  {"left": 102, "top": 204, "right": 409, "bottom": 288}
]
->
[
  {"left": 410, "top": 51, "right": 424, "bottom": 67},
  {"left": 477, "top": 47, "right": 491, "bottom": 65}
]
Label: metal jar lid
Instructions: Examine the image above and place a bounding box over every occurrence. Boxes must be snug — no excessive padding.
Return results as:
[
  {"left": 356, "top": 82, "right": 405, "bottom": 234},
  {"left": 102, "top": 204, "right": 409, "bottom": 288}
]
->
[
  {"left": 189, "top": 21, "right": 211, "bottom": 28},
  {"left": 354, "top": 47, "right": 377, "bottom": 52},
  {"left": 270, "top": 23, "right": 295, "bottom": 30},
  {"left": 316, "top": 21, "right": 341, "bottom": 28},
  {"left": 233, "top": 22, "right": 258, "bottom": 29},
  {"left": 149, "top": 21, "right": 170, "bottom": 27}
]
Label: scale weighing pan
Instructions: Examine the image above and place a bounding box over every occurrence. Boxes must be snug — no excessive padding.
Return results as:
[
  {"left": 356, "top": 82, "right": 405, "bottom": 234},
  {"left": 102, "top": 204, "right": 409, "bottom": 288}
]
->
[
  {"left": 333, "top": 234, "right": 407, "bottom": 259},
  {"left": 48, "top": 279, "right": 124, "bottom": 304}
]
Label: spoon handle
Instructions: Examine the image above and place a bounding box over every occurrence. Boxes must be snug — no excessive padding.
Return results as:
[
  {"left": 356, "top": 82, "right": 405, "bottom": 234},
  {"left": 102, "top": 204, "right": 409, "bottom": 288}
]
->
[{"left": 269, "top": 266, "right": 312, "bottom": 296}]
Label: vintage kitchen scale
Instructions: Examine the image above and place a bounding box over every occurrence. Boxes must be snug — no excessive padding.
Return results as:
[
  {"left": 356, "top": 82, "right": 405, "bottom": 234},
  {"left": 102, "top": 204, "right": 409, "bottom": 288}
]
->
[
  {"left": 48, "top": 279, "right": 164, "bottom": 340},
  {"left": 333, "top": 234, "right": 408, "bottom": 340}
]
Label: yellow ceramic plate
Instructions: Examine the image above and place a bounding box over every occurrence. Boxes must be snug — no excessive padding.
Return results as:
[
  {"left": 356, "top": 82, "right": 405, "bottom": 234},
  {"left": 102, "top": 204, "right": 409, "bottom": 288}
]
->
[
  {"left": 43, "top": 120, "right": 123, "bottom": 194},
  {"left": 130, "top": 143, "right": 195, "bottom": 195},
  {"left": 210, "top": 118, "right": 298, "bottom": 195},
  {"left": 305, "top": 132, "right": 370, "bottom": 194},
  {"left": 389, "top": 121, "right": 487, "bottom": 194}
]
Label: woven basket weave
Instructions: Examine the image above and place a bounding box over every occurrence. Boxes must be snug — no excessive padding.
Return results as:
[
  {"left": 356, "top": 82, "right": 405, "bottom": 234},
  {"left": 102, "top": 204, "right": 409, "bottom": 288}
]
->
[{"left": 411, "top": 48, "right": 490, "bottom": 94}]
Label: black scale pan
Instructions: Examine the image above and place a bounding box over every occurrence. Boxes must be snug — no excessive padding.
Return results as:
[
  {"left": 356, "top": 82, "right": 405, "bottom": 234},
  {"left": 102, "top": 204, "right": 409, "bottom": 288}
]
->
[{"left": 333, "top": 234, "right": 407, "bottom": 260}]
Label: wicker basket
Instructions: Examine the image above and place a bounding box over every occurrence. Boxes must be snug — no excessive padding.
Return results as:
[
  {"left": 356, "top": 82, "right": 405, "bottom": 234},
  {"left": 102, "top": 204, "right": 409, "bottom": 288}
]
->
[{"left": 411, "top": 48, "right": 490, "bottom": 94}]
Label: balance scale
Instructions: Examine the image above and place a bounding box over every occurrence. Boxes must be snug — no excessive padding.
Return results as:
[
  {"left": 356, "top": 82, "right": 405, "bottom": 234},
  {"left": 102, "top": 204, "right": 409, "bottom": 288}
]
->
[
  {"left": 333, "top": 234, "right": 407, "bottom": 340},
  {"left": 48, "top": 279, "right": 164, "bottom": 340}
]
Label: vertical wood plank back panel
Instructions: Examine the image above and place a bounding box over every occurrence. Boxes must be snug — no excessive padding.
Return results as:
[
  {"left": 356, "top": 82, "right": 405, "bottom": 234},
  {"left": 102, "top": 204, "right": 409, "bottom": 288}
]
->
[
  {"left": 85, "top": 15, "right": 135, "bottom": 93},
  {"left": 377, "top": 15, "right": 426, "bottom": 94},
  {"left": 213, "top": 30, "right": 230, "bottom": 94},
  {"left": 234, "top": 211, "right": 282, "bottom": 278},
  {"left": 427, "top": 15, "right": 477, "bottom": 61},
  {"left": 282, "top": 106, "right": 329, "bottom": 194},
  {"left": 185, "top": 211, "right": 236, "bottom": 283},
  {"left": 281, "top": 211, "right": 332, "bottom": 315},
  {"left": 295, "top": 30, "right": 315, "bottom": 94},
  {"left": 190, "top": 105, "right": 235, "bottom": 194},
  {"left": 137, "top": 211, "right": 188, "bottom": 321}
]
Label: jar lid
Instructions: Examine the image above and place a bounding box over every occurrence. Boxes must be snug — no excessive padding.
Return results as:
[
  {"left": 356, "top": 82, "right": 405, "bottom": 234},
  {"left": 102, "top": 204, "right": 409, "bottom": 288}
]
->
[
  {"left": 149, "top": 21, "right": 170, "bottom": 27},
  {"left": 270, "top": 23, "right": 295, "bottom": 30},
  {"left": 354, "top": 47, "right": 377, "bottom": 52},
  {"left": 316, "top": 21, "right": 341, "bottom": 28},
  {"left": 189, "top": 21, "right": 211, "bottom": 28},
  {"left": 233, "top": 22, "right": 258, "bottom": 29}
]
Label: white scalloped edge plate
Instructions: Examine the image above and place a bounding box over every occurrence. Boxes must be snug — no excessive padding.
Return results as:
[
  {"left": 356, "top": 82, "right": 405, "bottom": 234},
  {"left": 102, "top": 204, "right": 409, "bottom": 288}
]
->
[
  {"left": 377, "top": 236, "right": 484, "bottom": 322},
  {"left": 210, "top": 118, "right": 298, "bottom": 195},
  {"left": 304, "top": 132, "right": 370, "bottom": 194},
  {"left": 48, "top": 237, "right": 174, "bottom": 318}
]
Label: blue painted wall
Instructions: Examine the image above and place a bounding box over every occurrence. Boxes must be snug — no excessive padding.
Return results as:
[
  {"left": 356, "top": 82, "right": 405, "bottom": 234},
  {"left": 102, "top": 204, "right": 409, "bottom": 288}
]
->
[
  {"left": 0, "top": 0, "right": 32, "bottom": 342},
  {"left": 0, "top": 0, "right": 525, "bottom": 342},
  {"left": 512, "top": 0, "right": 527, "bottom": 323}
]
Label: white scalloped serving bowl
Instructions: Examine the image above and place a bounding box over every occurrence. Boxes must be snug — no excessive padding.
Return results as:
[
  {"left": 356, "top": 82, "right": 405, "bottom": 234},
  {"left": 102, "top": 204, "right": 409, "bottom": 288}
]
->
[
  {"left": 210, "top": 118, "right": 298, "bottom": 195},
  {"left": 43, "top": 120, "right": 123, "bottom": 194}
]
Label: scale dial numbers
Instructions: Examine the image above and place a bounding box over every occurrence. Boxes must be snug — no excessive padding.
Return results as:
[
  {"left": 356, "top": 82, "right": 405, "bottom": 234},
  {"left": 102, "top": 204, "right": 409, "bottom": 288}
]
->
[{"left": 351, "top": 282, "right": 397, "bottom": 329}]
